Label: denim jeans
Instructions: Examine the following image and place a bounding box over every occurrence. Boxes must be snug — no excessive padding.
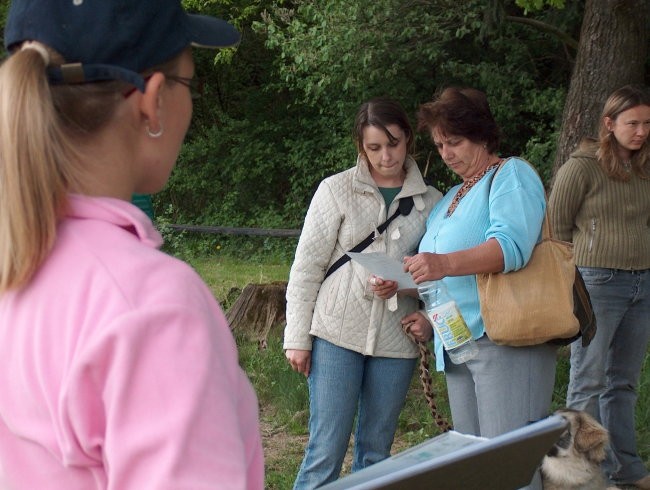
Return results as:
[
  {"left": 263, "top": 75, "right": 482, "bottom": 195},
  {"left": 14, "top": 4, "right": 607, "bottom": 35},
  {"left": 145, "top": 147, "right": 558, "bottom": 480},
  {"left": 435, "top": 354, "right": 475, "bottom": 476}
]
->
[
  {"left": 293, "top": 337, "right": 416, "bottom": 489},
  {"left": 567, "top": 267, "right": 650, "bottom": 484}
]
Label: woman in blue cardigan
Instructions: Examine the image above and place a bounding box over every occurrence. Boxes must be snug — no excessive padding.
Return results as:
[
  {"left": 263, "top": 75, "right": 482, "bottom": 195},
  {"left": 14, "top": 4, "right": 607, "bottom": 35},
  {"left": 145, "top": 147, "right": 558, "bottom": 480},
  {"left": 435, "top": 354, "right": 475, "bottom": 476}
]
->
[{"left": 374, "top": 87, "right": 557, "bottom": 490}]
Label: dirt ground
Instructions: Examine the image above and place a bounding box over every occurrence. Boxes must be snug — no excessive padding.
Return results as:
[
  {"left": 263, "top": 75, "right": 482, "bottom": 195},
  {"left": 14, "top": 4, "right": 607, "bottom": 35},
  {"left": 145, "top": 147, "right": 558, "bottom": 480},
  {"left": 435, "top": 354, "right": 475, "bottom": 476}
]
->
[{"left": 260, "top": 408, "right": 308, "bottom": 472}]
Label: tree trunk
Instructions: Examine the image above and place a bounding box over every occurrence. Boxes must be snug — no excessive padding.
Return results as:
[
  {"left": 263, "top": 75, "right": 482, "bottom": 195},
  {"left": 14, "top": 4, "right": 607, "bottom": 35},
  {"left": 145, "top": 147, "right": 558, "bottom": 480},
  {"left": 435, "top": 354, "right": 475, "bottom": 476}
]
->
[
  {"left": 552, "top": 0, "right": 648, "bottom": 177},
  {"left": 226, "top": 282, "right": 287, "bottom": 349}
]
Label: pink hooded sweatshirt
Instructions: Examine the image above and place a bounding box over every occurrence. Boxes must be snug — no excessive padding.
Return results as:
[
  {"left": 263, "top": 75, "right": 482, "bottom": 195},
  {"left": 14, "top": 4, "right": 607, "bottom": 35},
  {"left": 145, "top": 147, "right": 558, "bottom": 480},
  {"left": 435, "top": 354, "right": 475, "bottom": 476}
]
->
[{"left": 0, "top": 195, "right": 263, "bottom": 489}]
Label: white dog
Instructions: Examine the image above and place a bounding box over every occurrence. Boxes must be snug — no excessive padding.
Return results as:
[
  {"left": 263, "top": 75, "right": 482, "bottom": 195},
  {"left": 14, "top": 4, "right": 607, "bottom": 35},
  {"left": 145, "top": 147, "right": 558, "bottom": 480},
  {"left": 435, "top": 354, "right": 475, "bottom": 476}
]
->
[{"left": 541, "top": 408, "right": 617, "bottom": 490}]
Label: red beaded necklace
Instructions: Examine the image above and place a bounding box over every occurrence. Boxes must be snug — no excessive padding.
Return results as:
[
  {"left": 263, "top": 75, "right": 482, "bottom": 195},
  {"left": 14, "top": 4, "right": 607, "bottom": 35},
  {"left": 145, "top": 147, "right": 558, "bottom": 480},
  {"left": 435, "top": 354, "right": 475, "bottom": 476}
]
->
[{"left": 446, "top": 161, "right": 501, "bottom": 217}]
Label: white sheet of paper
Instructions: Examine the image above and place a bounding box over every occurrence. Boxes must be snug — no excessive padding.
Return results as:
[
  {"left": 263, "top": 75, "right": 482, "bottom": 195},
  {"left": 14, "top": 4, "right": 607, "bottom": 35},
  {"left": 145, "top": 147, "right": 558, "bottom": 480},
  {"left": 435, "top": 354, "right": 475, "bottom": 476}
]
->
[{"left": 346, "top": 252, "right": 417, "bottom": 290}]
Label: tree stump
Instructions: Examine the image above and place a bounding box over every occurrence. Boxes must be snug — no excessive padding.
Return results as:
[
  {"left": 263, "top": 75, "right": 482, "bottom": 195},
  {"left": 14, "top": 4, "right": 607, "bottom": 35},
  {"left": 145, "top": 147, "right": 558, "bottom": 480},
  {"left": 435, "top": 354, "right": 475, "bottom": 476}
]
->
[{"left": 226, "top": 281, "right": 287, "bottom": 349}]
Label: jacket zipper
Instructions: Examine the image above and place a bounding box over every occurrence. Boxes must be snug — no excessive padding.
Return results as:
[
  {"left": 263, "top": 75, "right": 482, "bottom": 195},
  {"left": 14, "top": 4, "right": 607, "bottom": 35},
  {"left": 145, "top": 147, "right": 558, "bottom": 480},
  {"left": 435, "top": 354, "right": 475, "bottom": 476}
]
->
[{"left": 588, "top": 218, "right": 596, "bottom": 253}]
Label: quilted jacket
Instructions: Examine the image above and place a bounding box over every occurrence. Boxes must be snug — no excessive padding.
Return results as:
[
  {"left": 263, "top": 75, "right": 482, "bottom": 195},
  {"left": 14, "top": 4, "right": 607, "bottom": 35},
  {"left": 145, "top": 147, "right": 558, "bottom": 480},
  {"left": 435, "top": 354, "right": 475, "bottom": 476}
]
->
[{"left": 284, "top": 156, "right": 443, "bottom": 358}]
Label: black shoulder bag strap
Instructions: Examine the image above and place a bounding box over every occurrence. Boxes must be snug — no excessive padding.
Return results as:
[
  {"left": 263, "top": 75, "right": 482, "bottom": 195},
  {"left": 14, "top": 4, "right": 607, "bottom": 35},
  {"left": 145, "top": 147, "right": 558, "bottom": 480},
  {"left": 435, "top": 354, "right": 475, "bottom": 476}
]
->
[{"left": 323, "top": 196, "right": 415, "bottom": 280}]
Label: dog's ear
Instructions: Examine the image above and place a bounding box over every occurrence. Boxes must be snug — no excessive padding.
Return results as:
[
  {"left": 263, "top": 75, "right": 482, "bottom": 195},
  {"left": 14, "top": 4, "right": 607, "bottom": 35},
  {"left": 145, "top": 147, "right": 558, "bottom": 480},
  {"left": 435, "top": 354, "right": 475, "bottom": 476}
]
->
[{"left": 573, "top": 411, "right": 609, "bottom": 463}]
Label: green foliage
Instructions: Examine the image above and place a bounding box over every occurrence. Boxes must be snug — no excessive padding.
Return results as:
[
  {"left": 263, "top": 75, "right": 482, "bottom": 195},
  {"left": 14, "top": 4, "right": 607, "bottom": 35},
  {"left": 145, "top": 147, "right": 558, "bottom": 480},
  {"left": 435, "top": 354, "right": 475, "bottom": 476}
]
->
[
  {"left": 155, "top": 204, "right": 192, "bottom": 259},
  {"left": 157, "top": 0, "right": 585, "bottom": 229},
  {"left": 398, "top": 371, "right": 451, "bottom": 441},
  {"left": 252, "top": 0, "right": 578, "bottom": 199},
  {"left": 257, "top": 1, "right": 458, "bottom": 109},
  {"left": 515, "top": 0, "right": 566, "bottom": 14},
  {"left": 0, "top": 1, "right": 9, "bottom": 37},
  {"left": 238, "top": 335, "right": 308, "bottom": 425},
  {"left": 259, "top": 2, "right": 441, "bottom": 106},
  {"left": 186, "top": 254, "right": 290, "bottom": 306}
]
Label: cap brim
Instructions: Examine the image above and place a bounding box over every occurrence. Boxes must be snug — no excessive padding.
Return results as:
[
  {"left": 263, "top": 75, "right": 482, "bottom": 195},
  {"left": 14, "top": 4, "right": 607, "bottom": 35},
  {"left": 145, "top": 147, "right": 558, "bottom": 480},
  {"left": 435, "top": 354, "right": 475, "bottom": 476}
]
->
[{"left": 187, "top": 14, "right": 240, "bottom": 49}]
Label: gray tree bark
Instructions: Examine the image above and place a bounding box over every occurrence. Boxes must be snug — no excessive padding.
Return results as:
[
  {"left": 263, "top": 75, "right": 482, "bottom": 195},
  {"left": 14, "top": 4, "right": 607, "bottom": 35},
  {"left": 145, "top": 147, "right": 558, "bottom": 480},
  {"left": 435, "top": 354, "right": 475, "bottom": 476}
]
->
[
  {"left": 226, "top": 282, "right": 287, "bottom": 349},
  {"left": 552, "top": 0, "right": 649, "bottom": 176}
]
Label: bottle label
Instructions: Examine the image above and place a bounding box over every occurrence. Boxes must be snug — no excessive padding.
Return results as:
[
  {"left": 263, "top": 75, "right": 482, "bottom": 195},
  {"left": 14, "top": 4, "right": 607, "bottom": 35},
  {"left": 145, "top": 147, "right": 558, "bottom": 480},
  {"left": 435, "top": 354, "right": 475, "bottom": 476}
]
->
[{"left": 426, "top": 301, "right": 472, "bottom": 350}]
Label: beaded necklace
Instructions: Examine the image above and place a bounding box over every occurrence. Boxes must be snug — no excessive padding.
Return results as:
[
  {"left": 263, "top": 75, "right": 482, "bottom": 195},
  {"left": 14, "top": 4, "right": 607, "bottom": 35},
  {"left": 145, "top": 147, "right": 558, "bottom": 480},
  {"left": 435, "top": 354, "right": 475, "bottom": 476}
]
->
[{"left": 446, "top": 162, "right": 501, "bottom": 217}]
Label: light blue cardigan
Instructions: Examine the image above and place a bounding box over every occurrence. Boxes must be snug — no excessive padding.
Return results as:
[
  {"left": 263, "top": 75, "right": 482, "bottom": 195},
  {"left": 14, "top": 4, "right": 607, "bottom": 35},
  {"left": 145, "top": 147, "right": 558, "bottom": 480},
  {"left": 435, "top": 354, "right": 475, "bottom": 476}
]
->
[{"left": 419, "top": 158, "right": 546, "bottom": 371}]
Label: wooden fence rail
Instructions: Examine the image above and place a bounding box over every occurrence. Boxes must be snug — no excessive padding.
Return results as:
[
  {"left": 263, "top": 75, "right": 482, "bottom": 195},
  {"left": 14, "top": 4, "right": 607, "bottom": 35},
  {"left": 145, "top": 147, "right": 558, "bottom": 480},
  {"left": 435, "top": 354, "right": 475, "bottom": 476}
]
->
[{"left": 166, "top": 224, "right": 301, "bottom": 237}]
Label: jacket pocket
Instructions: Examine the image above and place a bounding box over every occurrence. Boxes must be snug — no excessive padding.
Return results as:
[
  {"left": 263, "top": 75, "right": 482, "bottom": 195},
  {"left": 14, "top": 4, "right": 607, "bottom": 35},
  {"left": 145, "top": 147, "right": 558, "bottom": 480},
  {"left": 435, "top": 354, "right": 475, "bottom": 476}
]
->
[{"left": 324, "top": 268, "right": 346, "bottom": 317}]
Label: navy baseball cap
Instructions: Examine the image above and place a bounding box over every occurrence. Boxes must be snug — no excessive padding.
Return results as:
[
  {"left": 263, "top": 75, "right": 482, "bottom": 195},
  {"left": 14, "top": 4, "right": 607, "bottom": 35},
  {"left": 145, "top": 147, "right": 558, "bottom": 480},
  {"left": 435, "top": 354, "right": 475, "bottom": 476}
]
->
[{"left": 4, "top": 0, "right": 240, "bottom": 92}]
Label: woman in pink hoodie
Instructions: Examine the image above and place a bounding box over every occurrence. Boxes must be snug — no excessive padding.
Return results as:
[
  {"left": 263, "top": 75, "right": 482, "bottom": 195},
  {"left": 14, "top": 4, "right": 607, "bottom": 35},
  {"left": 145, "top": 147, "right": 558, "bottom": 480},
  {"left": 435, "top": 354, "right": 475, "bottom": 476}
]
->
[{"left": 0, "top": 1, "right": 263, "bottom": 488}]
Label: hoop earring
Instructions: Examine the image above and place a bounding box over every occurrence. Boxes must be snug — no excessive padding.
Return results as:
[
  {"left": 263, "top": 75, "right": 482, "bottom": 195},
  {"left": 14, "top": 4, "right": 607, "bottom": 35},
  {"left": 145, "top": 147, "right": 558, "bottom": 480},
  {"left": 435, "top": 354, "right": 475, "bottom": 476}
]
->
[{"left": 146, "top": 124, "right": 164, "bottom": 139}]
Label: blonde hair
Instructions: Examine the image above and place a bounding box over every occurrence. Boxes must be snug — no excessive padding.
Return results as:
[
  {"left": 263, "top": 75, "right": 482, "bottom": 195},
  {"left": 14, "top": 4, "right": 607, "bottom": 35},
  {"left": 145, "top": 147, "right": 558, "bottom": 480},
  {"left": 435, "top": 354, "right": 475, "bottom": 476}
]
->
[
  {"left": 590, "top": 85, "right": 650, "bottom": 181},
  {"left": 0, "top": 44, "right": 180, "bottom": 292},
  {"left": 1, "top": 47, "right": 75, "bottom": 291}
]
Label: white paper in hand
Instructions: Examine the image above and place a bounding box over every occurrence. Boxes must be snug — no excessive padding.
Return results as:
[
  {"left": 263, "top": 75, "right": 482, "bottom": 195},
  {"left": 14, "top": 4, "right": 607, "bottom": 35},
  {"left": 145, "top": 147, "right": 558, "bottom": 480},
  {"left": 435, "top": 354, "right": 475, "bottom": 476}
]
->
[{"left": 346, "top": 252, "right": 417, "bottom": 290}]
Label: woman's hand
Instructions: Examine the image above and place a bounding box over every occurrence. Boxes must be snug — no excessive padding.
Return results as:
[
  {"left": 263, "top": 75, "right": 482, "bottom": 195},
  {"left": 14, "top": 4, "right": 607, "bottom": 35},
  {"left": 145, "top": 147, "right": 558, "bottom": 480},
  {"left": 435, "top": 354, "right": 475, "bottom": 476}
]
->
[
  {"left": 403, "top": 240, "right": 504, "bottom": 281},
  {"left": 401, "top": 311, "right": 433, "bottom": 342},
  {"left": 285, "top": 349, "right": 311, "bottom": 377},
  {"left": 368, "top": 275, "right": 398, "bottom": 299},
  {"left": 403, "top": 253, "right": 451, "bottom": 283}
]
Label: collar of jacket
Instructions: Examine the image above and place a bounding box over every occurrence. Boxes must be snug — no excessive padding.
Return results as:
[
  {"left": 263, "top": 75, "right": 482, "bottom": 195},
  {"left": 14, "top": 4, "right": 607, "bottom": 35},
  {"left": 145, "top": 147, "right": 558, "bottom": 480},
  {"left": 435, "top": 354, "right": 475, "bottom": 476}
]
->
[{"left": 352, "top": 155, "right": 427, "bottom": 211}]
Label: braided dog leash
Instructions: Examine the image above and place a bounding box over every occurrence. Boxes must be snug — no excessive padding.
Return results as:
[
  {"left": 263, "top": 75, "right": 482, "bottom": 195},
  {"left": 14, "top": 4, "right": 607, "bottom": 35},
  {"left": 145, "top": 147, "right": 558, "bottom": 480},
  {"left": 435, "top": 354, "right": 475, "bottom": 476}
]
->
[{"left": 403, "top": 322, "right": 452, "bottom": 432}]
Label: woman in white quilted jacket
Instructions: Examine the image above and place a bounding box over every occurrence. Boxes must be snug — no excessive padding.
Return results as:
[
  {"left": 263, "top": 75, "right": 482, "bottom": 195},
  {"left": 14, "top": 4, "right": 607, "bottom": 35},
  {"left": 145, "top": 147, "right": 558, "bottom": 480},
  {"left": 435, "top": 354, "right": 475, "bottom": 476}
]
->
[{"left": 284, "top": 98, "right": 442, "bottom": 489}]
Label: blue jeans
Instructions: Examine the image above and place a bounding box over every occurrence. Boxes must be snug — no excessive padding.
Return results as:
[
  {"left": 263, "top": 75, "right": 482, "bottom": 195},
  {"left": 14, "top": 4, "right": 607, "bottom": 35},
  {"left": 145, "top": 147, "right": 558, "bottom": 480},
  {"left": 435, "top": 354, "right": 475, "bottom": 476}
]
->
[
  {"left": 567, "top": 267, "right": 650, "bottom": 484},
  {"left": 293, "top": 337, "right": 416, "bottom": 489}
]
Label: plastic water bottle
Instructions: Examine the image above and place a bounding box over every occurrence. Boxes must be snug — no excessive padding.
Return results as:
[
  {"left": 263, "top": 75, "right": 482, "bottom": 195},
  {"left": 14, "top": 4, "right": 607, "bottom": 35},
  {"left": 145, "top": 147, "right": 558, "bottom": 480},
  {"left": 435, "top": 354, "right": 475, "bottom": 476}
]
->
[{"left": 418, "top": 281, "right": 478, "bottom": 364}]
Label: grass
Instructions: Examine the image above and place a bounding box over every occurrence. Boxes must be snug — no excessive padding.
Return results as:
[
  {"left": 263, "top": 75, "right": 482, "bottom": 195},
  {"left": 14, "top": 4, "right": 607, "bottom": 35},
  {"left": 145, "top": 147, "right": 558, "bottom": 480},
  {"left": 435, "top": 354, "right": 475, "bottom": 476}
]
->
[
  {"left": 188, "top": 255, "right": 290, "bottom": 310},
  {"left": 188, "top": 254, "right": 650, "bottom": 489}
]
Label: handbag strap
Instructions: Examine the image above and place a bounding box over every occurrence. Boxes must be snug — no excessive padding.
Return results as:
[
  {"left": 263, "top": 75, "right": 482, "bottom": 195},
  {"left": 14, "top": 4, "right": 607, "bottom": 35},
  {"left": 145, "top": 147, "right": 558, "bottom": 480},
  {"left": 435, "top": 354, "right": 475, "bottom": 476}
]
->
[{"left": 323, "top": 195, "right": 415, "bottom": 280}]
